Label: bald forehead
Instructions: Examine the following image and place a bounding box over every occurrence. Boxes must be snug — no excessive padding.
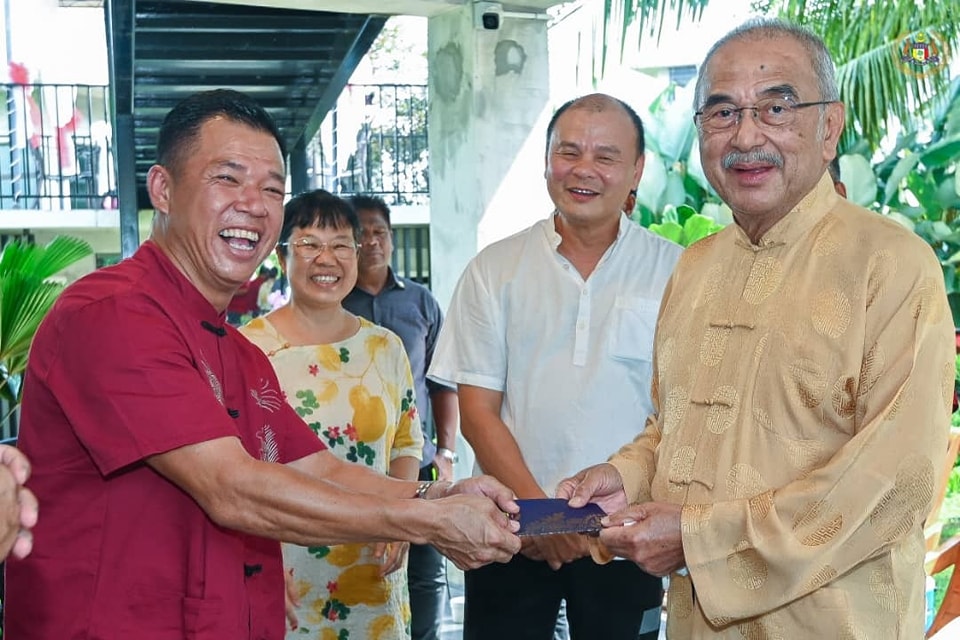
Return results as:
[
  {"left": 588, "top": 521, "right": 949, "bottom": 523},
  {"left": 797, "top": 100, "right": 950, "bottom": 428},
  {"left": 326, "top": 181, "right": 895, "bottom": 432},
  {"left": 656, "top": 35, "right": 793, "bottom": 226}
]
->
[
  {"left": 567, "top": 94, "right": 627, "bottom": 114},
  {"left": 700, "top": 34, "right": 816, "bottom": 98},
  {"left": 552, "top": 99, "right": 638, "bottom": 150}
]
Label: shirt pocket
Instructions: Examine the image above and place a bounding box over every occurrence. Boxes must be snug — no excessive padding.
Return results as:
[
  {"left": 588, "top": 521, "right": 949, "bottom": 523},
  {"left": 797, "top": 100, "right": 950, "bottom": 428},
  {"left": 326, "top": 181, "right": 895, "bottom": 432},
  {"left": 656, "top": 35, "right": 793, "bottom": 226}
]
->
[{"left": 608, "top": 296, "right": 661, "bottom": 362}]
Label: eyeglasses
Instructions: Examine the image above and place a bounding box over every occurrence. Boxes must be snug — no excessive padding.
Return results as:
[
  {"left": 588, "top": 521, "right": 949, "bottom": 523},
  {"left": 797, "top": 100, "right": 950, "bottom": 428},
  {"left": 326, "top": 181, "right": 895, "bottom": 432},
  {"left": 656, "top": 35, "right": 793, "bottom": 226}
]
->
[
  {"left": 694, "top": 97, "right": 836, "bottom": 133},
  {"left": 280, "top": 238, "right": 358, "bottom": 261}
]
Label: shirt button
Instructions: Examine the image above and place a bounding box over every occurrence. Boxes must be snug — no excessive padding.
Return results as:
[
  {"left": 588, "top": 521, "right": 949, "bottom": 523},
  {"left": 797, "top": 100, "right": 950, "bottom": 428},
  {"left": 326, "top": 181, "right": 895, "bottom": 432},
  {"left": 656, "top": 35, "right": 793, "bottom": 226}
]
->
[{"left": 577, "top": 322, "right": 585, "bottom": 330}]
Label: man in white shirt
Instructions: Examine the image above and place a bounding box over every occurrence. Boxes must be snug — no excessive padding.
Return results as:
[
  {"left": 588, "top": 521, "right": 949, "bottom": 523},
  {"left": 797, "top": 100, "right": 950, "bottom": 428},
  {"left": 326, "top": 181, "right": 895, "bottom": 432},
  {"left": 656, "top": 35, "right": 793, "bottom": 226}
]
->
[{"left": 429, "top": 93, "right": 682, "bottom": 640}]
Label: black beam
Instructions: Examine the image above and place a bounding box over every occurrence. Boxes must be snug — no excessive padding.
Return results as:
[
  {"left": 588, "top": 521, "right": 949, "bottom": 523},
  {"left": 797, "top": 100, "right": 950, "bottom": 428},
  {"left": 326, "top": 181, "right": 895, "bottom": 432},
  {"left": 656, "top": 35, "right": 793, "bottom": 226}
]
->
[
  {"left": 295, "top": 15, "right": 388, "bottom": 151},
  {"left": 105, "top": 0, "right": 139, "bottom": 255}
]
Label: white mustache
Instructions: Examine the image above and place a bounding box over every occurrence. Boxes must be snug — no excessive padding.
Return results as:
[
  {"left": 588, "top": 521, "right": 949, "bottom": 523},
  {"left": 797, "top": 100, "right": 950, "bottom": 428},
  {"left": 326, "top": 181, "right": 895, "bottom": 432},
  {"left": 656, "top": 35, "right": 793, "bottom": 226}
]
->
[{"left": 722, "top": 150, "right": 784, "bottom": 169}]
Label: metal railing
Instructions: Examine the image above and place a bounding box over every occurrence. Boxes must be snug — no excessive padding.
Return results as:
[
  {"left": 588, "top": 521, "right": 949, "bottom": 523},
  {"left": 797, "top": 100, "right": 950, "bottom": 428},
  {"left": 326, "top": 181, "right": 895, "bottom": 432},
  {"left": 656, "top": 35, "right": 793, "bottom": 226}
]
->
[
  {"left": 1, "top": 83, "right": 116, "bottom": 211},
  {"left": 310, "top": 83, "right": 429, "bottom": 206}
]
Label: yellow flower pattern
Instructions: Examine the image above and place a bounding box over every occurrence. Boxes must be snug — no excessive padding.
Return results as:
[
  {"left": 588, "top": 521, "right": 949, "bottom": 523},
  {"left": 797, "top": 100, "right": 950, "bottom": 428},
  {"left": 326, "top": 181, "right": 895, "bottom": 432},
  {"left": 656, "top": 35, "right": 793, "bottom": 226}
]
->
[{"left": 240, "top": 316, "right": 423, "bottom": 640}]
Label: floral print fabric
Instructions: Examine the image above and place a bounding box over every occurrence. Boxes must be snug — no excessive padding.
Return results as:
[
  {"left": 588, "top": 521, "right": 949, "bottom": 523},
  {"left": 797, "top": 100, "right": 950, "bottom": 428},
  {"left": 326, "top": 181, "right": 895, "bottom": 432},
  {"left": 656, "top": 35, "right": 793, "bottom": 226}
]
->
[{"left": 242, "top": 315, "right": 424, "bottom": 640}]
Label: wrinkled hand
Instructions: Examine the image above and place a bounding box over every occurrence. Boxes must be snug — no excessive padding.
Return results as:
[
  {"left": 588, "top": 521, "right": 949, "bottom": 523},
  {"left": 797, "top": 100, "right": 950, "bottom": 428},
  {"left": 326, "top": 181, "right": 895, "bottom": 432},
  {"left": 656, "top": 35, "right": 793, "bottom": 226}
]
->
[
  {"left": 600, "top": 502, "right": 685, "bottom": 577},
  {"left": 427, "top": 493, "right": 521, "bottom": 571},
  {"left": 284, "top": 566, "right": 300, "bottom": 631},
  {"left": 440, "top": 475, "right": 519, "bottom": 518},
  {"left": 0, "top": 445, "right": 38, "bottom": 561},
  {"left": 373, "top": 541, "right": 409, "bottom": 577},
  {"left": 556, "top": 463, "right": 627, "bottom": 516},
  {"left": 519, "top": 532, "right": 591, "bottom": 570}
]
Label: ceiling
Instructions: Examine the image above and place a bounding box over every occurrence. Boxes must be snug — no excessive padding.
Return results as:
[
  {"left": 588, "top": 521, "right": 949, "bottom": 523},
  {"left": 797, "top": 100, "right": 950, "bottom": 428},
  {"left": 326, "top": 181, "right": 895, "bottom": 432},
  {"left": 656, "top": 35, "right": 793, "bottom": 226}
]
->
[{"left": 106, "top": 0, "right": 388, "bottom": 210}]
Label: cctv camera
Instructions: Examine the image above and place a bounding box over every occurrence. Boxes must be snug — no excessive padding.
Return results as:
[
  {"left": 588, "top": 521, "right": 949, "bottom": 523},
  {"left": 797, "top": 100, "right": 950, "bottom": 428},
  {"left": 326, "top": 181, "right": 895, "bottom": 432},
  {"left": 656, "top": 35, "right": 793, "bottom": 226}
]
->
[{"left": 473, "top": 1, "right": 502, "bottom": 30}]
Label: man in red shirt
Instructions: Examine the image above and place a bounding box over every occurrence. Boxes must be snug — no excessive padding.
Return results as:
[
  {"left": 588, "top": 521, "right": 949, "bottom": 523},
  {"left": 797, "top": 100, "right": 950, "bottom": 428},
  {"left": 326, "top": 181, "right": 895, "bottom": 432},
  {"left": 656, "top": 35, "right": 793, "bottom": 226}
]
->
[{"left": 4, "top": 89, "right": 520, "bottom": 640}]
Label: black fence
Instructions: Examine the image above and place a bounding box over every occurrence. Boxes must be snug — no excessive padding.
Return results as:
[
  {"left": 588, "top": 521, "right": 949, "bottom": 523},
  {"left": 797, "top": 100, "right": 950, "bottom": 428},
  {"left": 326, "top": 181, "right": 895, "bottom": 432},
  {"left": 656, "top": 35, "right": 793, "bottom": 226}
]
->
[
  {"left": 1, "top": 83, "right": 115, "bottom": 211},
  {"left": 312, "top": 83, "right": 429, "bottom": 206},
  {"left": 393, "top": 224, "right": 431, "bottom": 287}
]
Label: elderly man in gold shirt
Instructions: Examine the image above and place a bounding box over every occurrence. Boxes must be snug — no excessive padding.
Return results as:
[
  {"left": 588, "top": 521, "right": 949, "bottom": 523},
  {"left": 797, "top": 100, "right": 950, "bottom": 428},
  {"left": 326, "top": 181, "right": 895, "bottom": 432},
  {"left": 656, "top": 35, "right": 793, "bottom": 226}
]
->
[{"left": 558, "top": 18, "right": 955, "bottom": 639}]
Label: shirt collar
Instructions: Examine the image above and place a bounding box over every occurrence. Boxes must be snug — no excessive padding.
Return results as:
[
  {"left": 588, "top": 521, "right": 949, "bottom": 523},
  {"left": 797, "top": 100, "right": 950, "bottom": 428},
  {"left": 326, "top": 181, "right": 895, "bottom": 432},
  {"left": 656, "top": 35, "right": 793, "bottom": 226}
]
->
[
  {"left": 385, "top": 266, "right": 405, "bottom": 290},
  {"left": 543, "top": 210, "right": 632, "bottom": 252},
  {"left": 139, "top": 240, "right": 225, "bottom": 325},
  {"left": 732, "top": 173, "right": 838, "bottom": 249}
]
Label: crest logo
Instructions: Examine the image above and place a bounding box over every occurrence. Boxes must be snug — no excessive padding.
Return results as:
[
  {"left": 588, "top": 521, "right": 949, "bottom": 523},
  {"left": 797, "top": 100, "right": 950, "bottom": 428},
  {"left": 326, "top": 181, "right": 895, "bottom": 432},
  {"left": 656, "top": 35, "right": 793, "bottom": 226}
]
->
[{"left": 896, "top": 30, "right": 949, "bottom": 78}]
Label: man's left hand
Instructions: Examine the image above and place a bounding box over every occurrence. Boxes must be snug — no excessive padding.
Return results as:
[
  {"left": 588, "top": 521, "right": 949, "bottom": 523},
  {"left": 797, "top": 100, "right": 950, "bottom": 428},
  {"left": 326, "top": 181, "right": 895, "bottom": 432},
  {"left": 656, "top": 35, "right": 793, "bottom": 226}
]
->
[{"left": 600, "top": 501, "right": 685, "bottom": 577}]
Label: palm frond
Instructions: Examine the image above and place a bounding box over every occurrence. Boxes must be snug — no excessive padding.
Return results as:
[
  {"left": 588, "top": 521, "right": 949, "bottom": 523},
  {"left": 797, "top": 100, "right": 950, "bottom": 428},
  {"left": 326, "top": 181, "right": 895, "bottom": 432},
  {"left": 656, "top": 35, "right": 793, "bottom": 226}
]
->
[
  {"left": 0, "top": 235, "right": 93, "bottom": 386},
  {"left": 598, "top": 0, "right": 958, "bottom": 154},
  {"left": 0, "top": 277, "right": 63, "bottom": 370},
  {"left": 596, "top": 0, "right": 709, "bottom": 78},
  {"left": 778, "top": 0, "right": 958, "bottom": 152}
]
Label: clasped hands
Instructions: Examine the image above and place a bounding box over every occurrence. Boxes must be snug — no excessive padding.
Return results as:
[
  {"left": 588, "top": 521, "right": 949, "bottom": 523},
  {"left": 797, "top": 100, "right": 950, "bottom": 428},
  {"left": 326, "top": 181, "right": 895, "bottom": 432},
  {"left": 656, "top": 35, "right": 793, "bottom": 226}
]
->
[{"left": 552, "top": 463, "right": 686, "bottom": 577}]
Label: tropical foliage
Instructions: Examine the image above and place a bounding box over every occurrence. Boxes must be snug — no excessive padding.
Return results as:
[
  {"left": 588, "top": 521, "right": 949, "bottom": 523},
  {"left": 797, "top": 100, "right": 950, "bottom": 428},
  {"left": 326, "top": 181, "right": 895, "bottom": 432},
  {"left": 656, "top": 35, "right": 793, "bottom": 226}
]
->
[
  {"left": 840, "top": 76, "right": 960, "bottom": 322},
  {"left": 598, "top": 0, "right": 959, "bottom": 154},
  {"left": 628, "top": 81, "right": 728, "bottom": 246},
  {"left": 0, "top": 236, "right": 92, "bottom": 416}
]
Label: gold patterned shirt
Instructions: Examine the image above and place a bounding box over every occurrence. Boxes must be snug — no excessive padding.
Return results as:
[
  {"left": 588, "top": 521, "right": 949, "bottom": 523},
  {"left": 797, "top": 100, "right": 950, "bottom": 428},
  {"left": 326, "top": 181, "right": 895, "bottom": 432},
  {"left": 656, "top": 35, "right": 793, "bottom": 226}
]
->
[{"left": 609, "top": 174, "right": 955, "bottom": 638}]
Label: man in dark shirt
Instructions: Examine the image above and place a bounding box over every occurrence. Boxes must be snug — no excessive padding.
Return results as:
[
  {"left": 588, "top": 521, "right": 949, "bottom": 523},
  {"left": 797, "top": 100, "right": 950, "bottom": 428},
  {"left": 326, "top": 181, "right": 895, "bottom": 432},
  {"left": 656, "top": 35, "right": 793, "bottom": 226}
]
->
[{"left": 343, "top": 195, "right": 458, "bottom": 640}]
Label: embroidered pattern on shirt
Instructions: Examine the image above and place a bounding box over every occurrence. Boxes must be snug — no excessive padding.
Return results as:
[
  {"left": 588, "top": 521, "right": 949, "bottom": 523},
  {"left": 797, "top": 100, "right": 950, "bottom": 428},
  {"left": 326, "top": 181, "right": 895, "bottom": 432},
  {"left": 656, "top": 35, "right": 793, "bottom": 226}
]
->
[
  {"left": 251, "top": 378, "right": 283, "bottom": 412},
  {"left": 257, "top": 425, "right": 279, "bottom": 463},
  {"left": 200, "top": 358, "right": 224, "bottom": 405}
]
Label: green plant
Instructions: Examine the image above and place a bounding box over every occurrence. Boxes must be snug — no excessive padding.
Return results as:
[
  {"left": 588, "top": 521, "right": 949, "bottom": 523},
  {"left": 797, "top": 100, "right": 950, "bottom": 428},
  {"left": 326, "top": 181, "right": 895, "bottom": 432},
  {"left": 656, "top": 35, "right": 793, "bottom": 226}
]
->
[
  {"left": 628, "top": 83, "right": 728, "bottom": 245},
  {"left": 597, "top": 0, "right": 958, "bottom": 153},
  {"left": 646, "top": 204, "right": 726, "bottom": 247},
  {"left": 841, "top": 77, "right": 960, "bottom": 323},
  {"left": 0, "top": 236, "right": 93, "bottom": 422}
]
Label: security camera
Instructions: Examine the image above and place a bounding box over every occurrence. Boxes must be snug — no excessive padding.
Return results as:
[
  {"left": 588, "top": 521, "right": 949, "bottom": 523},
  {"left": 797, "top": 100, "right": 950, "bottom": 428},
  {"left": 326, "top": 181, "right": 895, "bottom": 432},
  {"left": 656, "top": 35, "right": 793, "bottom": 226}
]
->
[{"left": 473, "top": 1, "right": 502, "bottom": 30}]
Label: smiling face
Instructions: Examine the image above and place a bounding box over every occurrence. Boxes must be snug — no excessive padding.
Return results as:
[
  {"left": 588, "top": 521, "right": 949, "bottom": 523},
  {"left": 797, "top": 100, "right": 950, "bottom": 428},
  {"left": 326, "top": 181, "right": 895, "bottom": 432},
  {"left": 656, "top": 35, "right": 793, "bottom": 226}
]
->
[
  {"left": 545, "top": 102, "right": 644, "bottom": 228},
  {"left": 147, "top": 116, "right": 286, "bottom": 310},
  {"left": 279, "top": 223, "right": 359, "bottom": 311},
  {"left": 697, "top": 35, "right": 844, "bottom": 238}
]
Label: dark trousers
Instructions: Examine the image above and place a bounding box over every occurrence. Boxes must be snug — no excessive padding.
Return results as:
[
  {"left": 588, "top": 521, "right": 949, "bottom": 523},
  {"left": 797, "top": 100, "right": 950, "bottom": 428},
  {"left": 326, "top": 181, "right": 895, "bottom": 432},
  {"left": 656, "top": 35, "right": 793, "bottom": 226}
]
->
[
  {"left": 408, "top": 466, "right": 448, "bottom": 640},
  {"left": 464, "top": 554, "right": 663, "bottom": 640}
]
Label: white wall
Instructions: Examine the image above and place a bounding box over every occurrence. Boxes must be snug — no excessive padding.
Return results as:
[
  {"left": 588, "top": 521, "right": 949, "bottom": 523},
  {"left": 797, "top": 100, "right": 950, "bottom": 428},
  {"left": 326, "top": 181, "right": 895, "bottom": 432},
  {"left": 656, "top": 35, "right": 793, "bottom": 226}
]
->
[{"left": 5, "top": 0, "right": 108, "bottom": 84}]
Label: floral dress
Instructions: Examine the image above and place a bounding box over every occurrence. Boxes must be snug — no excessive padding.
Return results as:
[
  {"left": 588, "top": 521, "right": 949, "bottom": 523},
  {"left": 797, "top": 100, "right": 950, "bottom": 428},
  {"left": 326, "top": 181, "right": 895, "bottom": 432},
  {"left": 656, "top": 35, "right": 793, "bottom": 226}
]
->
[{"left": 241, "top": 316, "right": 424, "bottom": 640}]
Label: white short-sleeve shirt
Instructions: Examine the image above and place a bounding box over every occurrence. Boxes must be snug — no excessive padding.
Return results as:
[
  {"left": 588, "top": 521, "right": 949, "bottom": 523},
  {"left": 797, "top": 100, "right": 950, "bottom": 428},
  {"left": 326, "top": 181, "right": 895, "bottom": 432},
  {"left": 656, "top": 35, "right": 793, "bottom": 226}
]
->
[{"left": 429, "top": 213, "right": 683, "bottom": 495}]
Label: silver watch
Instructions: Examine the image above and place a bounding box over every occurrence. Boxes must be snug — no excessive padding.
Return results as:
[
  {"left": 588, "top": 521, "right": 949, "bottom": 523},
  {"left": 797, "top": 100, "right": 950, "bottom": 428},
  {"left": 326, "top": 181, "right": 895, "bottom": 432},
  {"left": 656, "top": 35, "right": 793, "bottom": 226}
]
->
[{"left": 437, "top": 447, "right": 459, "bottom": 464}]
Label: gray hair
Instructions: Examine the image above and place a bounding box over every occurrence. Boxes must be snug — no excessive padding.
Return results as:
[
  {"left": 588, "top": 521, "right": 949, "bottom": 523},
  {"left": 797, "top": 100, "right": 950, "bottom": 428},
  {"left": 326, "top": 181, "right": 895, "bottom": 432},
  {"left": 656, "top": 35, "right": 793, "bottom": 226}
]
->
[{"left": 693, "top": 18, "right": 839, "bottom": 110}]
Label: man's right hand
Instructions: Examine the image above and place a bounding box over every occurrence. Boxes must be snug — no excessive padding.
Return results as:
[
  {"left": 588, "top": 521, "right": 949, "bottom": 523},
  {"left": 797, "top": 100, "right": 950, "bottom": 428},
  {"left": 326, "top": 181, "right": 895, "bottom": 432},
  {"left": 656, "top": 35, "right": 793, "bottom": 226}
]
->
[
  {"left": 426, "top": 492, "right": 521, "bottom": 571},
  {"left": 555, "top": 463, "right": 628, "bottom": 515}
]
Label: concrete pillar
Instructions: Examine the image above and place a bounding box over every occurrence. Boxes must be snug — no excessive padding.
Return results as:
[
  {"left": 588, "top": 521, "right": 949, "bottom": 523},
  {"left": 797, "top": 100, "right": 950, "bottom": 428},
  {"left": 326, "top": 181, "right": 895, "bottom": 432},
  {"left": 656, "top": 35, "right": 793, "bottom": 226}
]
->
[{"left": 427, "top": 6, "right": 552, "bottom": 310}]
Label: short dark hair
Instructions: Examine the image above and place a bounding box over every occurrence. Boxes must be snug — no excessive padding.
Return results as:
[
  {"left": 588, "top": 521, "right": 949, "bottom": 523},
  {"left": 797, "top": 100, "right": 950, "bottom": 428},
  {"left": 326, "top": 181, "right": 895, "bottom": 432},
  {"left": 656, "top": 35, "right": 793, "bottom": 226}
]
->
[
  {"left": 545, "top": 94, "right": 645, "bottom": 159},
  {"left": 348, "top": 194, "right": 392, "bottom": 228},
  {"left": 156, "top": 89, "right": 287, "bottom": 176},
  {"left": 277, "top": 189, "right": 361, "bottom": 256},
  {"left": 828, "top": 156, "right": 841, "bottom": 183}
]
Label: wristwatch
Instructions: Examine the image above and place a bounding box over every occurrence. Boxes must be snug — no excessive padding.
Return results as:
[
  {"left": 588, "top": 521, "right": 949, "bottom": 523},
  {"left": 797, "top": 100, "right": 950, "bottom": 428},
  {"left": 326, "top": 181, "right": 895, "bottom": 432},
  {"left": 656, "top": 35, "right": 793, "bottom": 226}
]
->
[{"left": 437, "top": 447, "right": 459, "bottom": 464}]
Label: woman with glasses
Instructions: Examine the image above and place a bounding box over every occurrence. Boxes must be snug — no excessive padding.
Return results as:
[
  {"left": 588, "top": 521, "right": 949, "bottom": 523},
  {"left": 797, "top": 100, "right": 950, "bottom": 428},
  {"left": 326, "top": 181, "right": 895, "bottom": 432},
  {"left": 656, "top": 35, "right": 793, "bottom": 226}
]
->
[{"left": 241, "top": 189, "right": 424, "bottom": 640}]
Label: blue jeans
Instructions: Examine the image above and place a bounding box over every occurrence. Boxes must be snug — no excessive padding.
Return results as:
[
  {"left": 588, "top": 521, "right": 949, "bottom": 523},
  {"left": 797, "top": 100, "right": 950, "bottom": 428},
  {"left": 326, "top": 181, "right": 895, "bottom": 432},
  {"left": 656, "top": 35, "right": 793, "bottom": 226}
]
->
[{"left": 464, "top": 554, "right": 663, "bottom": 640}]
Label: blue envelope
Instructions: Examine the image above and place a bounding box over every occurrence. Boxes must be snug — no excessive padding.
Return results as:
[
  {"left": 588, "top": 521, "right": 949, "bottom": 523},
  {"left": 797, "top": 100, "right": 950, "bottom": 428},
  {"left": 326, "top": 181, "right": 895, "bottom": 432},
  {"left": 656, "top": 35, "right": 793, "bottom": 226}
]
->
[{"left": 514, "top": 498, "right": 606, "bottom": 537}]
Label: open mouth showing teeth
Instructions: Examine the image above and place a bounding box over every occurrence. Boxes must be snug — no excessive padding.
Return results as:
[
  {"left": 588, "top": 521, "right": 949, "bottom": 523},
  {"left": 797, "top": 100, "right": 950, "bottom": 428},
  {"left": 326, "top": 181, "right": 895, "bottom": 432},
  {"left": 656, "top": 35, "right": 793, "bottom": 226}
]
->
[
  {"left": 570, "top": 188, "right": 598, "bottom": 196},
  {"left": 219, "top": 229, "right": 260, "bottom": 251},
  {"left": 312, "top": 275, "right": 339, "bottom": 284}
]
